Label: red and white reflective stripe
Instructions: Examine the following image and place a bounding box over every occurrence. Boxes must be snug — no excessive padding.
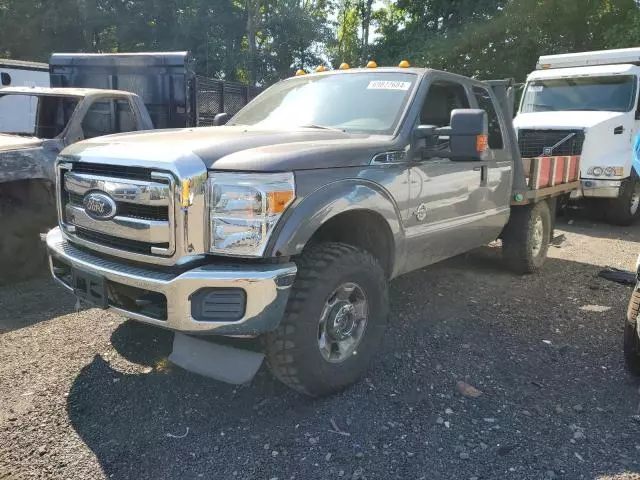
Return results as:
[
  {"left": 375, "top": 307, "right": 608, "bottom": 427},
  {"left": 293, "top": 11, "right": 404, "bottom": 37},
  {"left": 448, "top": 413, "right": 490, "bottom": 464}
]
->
[{"left": 523, "top": 155, "right": 580, "bottom": 190}]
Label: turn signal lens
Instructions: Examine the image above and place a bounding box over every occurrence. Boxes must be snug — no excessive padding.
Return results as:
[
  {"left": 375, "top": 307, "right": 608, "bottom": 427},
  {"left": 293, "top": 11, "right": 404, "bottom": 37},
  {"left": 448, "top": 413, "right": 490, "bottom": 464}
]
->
[
  {"left": 267, "top": 190, "right": 295, "bottom": 215},
  {"left": 476, "top": 134, "right": 489, "bottom": 152}
]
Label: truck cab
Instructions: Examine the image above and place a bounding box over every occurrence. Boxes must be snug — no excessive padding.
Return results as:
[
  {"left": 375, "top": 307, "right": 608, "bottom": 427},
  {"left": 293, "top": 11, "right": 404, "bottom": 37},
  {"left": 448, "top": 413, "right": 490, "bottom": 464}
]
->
[{"left": 514, "top": 47, "right": 640, "bottom": 225}]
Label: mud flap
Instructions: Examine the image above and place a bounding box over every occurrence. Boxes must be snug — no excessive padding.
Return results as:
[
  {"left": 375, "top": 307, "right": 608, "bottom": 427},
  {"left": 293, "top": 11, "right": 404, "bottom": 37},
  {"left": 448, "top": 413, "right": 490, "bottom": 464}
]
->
[{"left": 169, "top": 333, "right": 264, "bottom": 385}]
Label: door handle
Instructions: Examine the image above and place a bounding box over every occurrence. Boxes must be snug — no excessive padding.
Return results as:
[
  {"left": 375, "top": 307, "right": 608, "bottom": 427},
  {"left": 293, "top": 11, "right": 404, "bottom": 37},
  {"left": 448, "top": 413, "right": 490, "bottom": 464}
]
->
[
  {"left": 614, "top": 125, "right": 625, "bottom": 135},
  {"left": 474, "top": 165, "right": 488, "bottom": 182}
]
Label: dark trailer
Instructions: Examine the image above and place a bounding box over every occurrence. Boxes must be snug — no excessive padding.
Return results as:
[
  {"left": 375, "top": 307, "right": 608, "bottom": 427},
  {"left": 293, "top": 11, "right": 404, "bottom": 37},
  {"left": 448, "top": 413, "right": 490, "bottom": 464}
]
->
[{"left": 49, "top": 52, "right": 260, "bottom": 129}]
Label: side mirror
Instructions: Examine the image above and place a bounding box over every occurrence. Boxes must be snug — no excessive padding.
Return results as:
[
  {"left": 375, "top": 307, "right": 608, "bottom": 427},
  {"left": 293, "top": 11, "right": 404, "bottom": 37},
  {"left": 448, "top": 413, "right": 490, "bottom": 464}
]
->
[
  {"left": 448, "top": 109, "right": 488, "bottom": 161},
  {"left": 213, "top": 113, "right": 230, "bottom": 126}
]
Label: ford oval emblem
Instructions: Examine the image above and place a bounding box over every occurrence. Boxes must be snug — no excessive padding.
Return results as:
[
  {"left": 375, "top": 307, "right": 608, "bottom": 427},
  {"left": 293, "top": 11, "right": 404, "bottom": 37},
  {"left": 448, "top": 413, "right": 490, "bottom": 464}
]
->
[{"left": 83, "top": 191, "right": 117, "bottom": 221}]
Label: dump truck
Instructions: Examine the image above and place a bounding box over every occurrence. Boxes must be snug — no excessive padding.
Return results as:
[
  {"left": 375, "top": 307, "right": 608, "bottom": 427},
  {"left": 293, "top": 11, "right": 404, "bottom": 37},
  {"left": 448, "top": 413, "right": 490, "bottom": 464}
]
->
[
  {"left": 46, "top": 65, "right": 580, "bottom": 396},
  {"left": 514, "top": 47, "right": 640, "bottom": 225}
]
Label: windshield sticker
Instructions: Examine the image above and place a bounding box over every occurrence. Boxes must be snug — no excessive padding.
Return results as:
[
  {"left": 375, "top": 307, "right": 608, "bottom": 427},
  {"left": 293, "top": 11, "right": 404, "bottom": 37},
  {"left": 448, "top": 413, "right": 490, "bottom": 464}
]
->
[
  {"left": 529, "top": 85, "right": 544, "bottom": 92},
  {"left": 367, "top": 81, "right": 412, "bottom": 91}
]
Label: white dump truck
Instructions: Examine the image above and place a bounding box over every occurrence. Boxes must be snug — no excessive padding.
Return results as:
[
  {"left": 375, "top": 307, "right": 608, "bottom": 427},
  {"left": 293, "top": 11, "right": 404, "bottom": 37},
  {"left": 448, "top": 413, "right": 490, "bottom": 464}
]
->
[{"left": 514, "top": 47, "right": 640, "bottom": 225}]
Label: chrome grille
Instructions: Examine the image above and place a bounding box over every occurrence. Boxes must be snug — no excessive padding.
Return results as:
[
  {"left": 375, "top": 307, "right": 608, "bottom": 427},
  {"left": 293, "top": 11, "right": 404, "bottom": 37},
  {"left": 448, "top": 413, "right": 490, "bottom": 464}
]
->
[
  {"left": 59, "top": 166, "right": 175, "bottom": 258},
  {"left": 68, "top": 192, "right": 169, "bottom": 221},
  {"left": 518, "top": 129, "right": 585, "bottom": 158}
]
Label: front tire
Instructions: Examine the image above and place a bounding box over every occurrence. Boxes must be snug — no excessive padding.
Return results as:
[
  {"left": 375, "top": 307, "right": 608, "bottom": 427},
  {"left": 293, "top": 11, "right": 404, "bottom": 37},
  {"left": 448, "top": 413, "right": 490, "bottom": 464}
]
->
[
  {"left": 263, "top": 243, "right": 389, "bottom": 397},
  {"left": 502, "top": 200, "right": 551, "bottom": 274},
  {"left": 624, "top": 287, "right": 640, "bottom": 376},
  {"left": 606, "top": 175, "right": 640, "bottom": 226}
]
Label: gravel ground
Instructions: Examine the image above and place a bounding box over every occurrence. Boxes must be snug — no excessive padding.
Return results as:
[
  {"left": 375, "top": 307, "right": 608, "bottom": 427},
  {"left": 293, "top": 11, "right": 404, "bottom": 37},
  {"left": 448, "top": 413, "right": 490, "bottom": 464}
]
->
[{"left": 1, "top": 215, "right": 640, "bottom": 480}]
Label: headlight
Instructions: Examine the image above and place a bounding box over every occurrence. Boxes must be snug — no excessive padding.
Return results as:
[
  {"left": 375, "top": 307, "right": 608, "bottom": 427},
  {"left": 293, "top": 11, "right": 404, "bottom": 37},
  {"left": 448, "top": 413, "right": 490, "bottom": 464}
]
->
[
  {"left": 587, "top": 166, "right": 624, "bottom": 177},
  {"left": 208, "top": 172, "right": 295, "bottom": 256}
]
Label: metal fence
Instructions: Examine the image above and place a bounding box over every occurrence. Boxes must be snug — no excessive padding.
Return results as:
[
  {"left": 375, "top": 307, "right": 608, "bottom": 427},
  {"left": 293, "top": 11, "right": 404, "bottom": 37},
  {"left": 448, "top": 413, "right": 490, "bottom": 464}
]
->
[{"left": 196, "top": 76, "right": 262, "bottom": 126}]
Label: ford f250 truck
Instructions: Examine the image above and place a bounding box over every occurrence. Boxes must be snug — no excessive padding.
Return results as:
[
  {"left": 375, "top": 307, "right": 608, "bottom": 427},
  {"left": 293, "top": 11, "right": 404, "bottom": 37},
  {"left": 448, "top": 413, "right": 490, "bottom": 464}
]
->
[
  {"left": 514, "top": 47, "right": 640, "bottom": 226},
  {"left": 45, "top": 66, "right": 579, "bottom": 396}
]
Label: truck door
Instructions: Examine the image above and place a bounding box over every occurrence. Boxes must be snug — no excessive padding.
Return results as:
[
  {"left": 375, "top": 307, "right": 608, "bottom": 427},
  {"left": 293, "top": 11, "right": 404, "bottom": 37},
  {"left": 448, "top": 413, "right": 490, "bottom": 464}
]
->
[
  {"left": 404, "top": 77, "right": 501, "bottom": 268},
  {"left": 470, "top": 85, "right": 513, "bottom": 216}
]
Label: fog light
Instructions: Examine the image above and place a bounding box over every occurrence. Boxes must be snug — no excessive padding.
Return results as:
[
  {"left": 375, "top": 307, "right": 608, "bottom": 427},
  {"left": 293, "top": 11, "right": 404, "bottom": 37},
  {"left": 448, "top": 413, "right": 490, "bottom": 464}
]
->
[{"left": 190, "top": 288, "right": 247, "bottom": 322}]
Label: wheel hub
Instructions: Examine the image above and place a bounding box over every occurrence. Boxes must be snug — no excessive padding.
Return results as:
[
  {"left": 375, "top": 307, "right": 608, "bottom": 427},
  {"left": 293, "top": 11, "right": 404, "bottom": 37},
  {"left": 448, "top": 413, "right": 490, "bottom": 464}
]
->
[
  {"left": 327, "top": 302, "right": 357, "bottom": 341},
  {"left": 318, "top": 282, "right": 369, "bottom": 364}
]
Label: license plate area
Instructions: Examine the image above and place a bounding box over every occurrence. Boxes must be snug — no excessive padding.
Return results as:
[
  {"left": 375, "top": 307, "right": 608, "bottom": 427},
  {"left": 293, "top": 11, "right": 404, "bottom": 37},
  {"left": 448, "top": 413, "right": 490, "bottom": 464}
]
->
[{"left": 72, "top": 268, "right": 108, "bottom": 309}]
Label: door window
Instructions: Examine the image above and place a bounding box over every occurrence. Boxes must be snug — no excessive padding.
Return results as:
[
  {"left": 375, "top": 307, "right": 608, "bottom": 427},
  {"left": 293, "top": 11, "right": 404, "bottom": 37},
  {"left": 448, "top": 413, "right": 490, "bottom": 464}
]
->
[
  {"left": 81, "top": 101, "right": 114, "bottom": 139},
  {"left": 115, "top": 100, "right": 137, "bottom": 133},
  {"left": 420, "top": 80, "right": 470, "bottom": 127},
  {"left": 472, "top": 86, "right": 504, "bottom": 149}
]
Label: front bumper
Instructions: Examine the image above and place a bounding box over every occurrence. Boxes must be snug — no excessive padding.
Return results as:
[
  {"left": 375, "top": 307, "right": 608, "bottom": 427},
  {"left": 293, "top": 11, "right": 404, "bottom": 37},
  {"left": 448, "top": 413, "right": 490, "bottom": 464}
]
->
[
  {"left": 580, "top": 179, "right": 623, "bottom": 198},
  {"left": 46, "top": 228, "right": 297, "bottom": 335}
]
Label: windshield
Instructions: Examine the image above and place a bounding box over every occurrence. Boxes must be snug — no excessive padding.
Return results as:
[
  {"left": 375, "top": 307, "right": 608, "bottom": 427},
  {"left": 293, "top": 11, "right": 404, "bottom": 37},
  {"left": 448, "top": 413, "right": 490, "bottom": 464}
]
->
[
  {"left": 520, "top": 75, "right": 637, "bottom": 113},
  {"left": 230, "top": 72, "right": 418, "bottom": 134},
  {"left": 0, "top": 94, "right": 78, "bottom": 138}
]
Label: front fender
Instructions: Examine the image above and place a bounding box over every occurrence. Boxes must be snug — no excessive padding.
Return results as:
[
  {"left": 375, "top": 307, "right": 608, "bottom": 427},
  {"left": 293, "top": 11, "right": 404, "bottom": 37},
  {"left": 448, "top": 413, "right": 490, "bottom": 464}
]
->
[
  {"left": 0, "top": 147, "right": 53, "bottom": 184},
  {"left": 267, "top": 178, "right": 405, "bottom": 273}
]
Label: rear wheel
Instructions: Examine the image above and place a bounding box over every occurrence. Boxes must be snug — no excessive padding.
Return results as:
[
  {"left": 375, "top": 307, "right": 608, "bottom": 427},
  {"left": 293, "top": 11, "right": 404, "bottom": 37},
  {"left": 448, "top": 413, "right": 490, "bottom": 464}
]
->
[
  {"left": 502, "top": 200, "right": 551, "bottom": 274},
  {"left": 263, "top": 243, "right": 389, "bottom": 397},
  {"left": 606, "top": 175, "right": 640, "bottom": 226},
  {"left": 624, "top": 287, "right": 640, "bottom": 376}
]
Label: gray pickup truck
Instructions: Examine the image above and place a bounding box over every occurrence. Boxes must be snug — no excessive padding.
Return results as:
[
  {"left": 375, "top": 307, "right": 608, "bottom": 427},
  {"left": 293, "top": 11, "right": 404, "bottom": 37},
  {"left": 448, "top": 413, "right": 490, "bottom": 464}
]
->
[
  {"left": 0, "top": 87, "right": 153, "bottom": 283},
  {"left": 45, "top": 67, "right": 578, "bottom": 396}
]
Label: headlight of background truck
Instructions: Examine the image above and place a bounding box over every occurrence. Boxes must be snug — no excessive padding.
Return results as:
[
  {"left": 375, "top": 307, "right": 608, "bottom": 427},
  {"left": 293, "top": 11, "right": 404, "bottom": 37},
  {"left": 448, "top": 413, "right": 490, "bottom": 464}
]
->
[
  {"left": 208, "top": 172, "right": 295, "bottom": 256},
  {"left": 586, "top": 166, "right": 624, "bottom": 177}
]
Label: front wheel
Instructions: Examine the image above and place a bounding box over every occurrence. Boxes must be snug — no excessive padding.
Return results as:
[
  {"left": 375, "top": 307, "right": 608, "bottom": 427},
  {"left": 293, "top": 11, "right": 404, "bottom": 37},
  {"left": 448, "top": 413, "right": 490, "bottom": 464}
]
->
[
  {"left": 606, "top": 175, "right": 640, "bottom": 226},
  {"left": 263, "top": 243, "right": 389, "bottom": 397},
  {"left": 501, "top": 200, "right": 551, "bottom": 274},
  {"left": 624, "top": 286, "right": 640, "bottom": 376}
]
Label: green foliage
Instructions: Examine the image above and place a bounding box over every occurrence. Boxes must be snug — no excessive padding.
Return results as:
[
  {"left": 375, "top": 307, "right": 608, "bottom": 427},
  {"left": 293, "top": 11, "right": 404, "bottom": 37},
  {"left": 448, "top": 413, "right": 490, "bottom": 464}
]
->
[
  {"left": 1, "top": 0, "right": 640, "bottom": 87},
  {"left": 0, "top": 0, "right": 331, "bottom": 85},
  {"left": 373, "top": 0, "right": 640, "bottom": 81}
]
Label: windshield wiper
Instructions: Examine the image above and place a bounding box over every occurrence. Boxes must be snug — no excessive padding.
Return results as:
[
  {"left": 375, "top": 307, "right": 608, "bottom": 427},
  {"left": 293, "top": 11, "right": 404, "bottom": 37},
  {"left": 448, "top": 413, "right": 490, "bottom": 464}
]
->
[{"left": 299, "top": 124, "right": 345, "bottom": 132}]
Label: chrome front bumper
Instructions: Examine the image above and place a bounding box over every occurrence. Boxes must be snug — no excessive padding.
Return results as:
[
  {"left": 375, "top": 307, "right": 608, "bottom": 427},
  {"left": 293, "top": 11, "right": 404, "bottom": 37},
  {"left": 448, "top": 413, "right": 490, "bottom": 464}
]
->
[
  {"left": 580, "top": 179, "right": 623, "bottom": 198},
  {"left": 46, "top": 228, "right": 297, "bottom": 335}
]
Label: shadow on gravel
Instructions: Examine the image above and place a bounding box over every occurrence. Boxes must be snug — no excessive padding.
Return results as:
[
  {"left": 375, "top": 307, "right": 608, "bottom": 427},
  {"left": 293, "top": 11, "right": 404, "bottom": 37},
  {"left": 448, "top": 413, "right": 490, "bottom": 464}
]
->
[
  {"left": 66, "top": 253, "right": 640, "bottom": 480},
  {"left": 0, "top": 276, "right": 76, "bottom": 333}
]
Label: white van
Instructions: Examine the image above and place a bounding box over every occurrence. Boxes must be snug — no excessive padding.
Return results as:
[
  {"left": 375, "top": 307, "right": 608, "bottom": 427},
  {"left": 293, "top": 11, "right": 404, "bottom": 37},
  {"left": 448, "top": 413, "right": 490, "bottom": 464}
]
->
[
  {"left": 513, "top": 47, "right": 640, "bottom": 225},
  {"left": 0, "top": 59, "right": 49, "bottom": 134}
]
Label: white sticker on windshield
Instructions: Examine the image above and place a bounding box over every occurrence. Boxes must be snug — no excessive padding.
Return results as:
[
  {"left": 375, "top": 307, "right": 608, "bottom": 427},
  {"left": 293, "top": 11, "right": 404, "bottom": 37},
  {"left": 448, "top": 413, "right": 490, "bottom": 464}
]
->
[
  {"left": 367, "top": 81, "right": 412, "bottom": 91},
  {"left": 529, "top": 85, "right": 544, "bottom": 92}
]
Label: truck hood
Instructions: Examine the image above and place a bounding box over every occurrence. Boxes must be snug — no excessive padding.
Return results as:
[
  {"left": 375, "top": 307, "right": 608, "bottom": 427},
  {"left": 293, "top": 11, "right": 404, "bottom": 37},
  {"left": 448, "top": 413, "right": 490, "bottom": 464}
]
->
[
  {"left": 513, "top": 111, "right": 627, "bottom": 130},
  {"left": 0, "top": 134, "right": 42, "bottom": 151},
  {"left": 62, "top": 126, "right": 395, "bottom": 171}
]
